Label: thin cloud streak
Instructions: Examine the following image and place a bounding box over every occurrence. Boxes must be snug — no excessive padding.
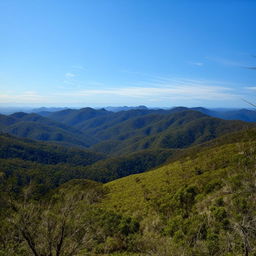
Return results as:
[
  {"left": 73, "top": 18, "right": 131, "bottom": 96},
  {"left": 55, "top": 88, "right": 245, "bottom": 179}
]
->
[
  {"left": 208, "top": 56, "right": 256, "bottom": 70},
  {"left": 71, "top": 65, "right": 86, "bottom": 71},
  {"left": 188, "top": 62, "right": 204, "bottom": 66},
  {"left": 208, "top": 57, "right": 245, "bottom": 68},
  {"left": 0, "top": 91, "right": 47, "bottom": 103},
  {"left": 65, "top": 72, "right": 76, "bottom": 78},
  {"left": 56, "top": 85, "right": 236, "bottom": 101},
  {"left": 0, "top": 78, "right": 242, "bottom": 106},
  {"left": 245, "top": 87, "right": 256, "bottom": 90}
]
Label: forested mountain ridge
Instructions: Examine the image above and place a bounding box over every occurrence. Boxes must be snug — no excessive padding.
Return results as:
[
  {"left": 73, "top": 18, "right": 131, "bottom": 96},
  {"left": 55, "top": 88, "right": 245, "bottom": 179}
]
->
[
  {"left": 90, "top": 110, "right": 253, "bottom": 155},
  {"left": 2, "top": 105, "right": 256, "bottom": 123},
  {"left": 2, "top": 108, "right": 253, "bottom": 156},
  {"left": 45, "top": 107, "right": 111, "bottom": 126},
  {"left": 0, "top": 112, "right": 96, "bottom": 147},
  {"left": 1, "top": 126, "right": 256, "bottom": 191},
  {"left": 0, "top": 107, "right": 255, "bottom": 191},
  {"left": 0, "top": 107, "right": 256, "bottom": 256},
  {"left": 0, "top": 133, "right": 105, "bottom": 165},
  {"left": 1, "top": 125, "right": 256, "bottom": 255}
]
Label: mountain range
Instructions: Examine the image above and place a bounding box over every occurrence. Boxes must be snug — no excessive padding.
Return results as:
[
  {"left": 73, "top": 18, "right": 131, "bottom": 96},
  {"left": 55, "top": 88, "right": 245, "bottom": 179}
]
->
[
  {"left": 0, "top": 106, "right": 256, "bottom": 255},
  {"left": 0, "top": 107, "right": 254, "bottom": 155}
]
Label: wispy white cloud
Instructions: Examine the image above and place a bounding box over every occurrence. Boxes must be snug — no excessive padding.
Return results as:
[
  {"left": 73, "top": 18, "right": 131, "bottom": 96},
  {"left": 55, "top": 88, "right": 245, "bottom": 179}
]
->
[
  {"left": 71, "top": 65, "right": 86, "bottom": 71},
  {"left": 65, "top": 72, "right": 76, "bottom": 78},
  {"left": 55, "top": 78, "right": 238, "bottom": 101},
  {"left": 188, "top": 61, "right": 204, "bottom": 66},
  {"left": 245, "top": 87, "right": 256, "bottom": 91},
  {"left": 72, "top": 86, "right": 233, "bottom": 100},
  {"left": 0, "top": 77, "right": 243, "bottom": 106},
  {"left": 63, "top": 72, "right": 79, "bottom": 87},
  {"left": 207, "top": 56, "right": 256, "bottom": 70},
  {"left": 210, "top": 57, "right": 242, "bottom": 67},
  {"left": 0, "top": 91, "right": 47, "bottom": 103}
]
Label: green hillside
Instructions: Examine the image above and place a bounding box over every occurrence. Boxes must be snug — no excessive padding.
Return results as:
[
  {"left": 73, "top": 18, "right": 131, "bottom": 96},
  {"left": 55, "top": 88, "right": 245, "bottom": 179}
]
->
[
  {"left": 44, "top": 107, "right": 255, "bottom": 155},
  {"left": 0, "top": 113, "right": 96, "bottom": 147},
  {"left": 0, "top": 133, "right": 105, "bottom": 165},
  {"left": 1, "top": 127, "right": 256, "bottom": 255},
  {"left": 83, "top": 148, "right": 174, "bottom": 182},
  {"left": 47, "top": 107, "right": 111, "bottom": 126},
  {"left": 1, "top": 110, "right": 256, "bottom": 255},
  {"left": 90, "top": 110, "right": 253, "bottom": 155},
  {"left": 101, "top": 140, "right": 252, "bottom": 215},
  {"left": 99, "top": 132, "right": 256, "bottom": 255},
  {"left": 1, "top": 109, "right": 254, "bottom": 156}
]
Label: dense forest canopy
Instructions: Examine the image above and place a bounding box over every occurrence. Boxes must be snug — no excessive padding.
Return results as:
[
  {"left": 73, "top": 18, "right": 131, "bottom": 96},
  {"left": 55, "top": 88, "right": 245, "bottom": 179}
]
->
[{"left": 0, "top": 107, "right": 256, "bottom": 255}]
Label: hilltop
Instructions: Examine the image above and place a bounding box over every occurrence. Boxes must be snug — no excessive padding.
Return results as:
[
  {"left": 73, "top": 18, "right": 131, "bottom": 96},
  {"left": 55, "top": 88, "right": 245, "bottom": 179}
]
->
[
  {"left": 1, "top": 107, "right": 253, "bottom": 156},
  {"left": 0, "top": 108, "right": 256, "bottom": 255}
]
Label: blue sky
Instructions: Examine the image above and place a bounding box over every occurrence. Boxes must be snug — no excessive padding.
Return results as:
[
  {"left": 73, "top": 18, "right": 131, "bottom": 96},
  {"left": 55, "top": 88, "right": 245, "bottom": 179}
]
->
[{"left": 0, "top": 0, "right": 256, "bottom": 108}]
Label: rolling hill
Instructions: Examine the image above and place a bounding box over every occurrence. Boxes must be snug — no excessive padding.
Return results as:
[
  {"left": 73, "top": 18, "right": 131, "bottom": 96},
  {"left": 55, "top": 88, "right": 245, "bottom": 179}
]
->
[
  {"left": 46, "top": 107, "right": 111, "bottom": 126},
  {"left": 0, "top": 112, "right": 96, "bottom": 147},
  {"left": 0, "top": 133, "right": 105, "bottom": 165},
  {"left": 1, "top": 125, "right": 256, "bottom": 255},
  {"left": 1, "top": 116, "right": 256, "bottom": 255},
  {"left": 42, "top": 107, "right": 255, "bottom": 155},
  {"left": 98, "top": 128, "right": 256, "bottom": 255},
  {"left": 90, "top": 110, "right": 253, "bottom": 155}
]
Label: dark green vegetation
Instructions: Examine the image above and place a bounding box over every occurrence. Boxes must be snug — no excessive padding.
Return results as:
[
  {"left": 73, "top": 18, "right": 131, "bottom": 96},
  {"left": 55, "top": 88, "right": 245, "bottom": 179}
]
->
[
  {"left": 45, "top": 107, "right": 254, "bottom": 156},
  {"left": 0, "top": 112, "right": 96, "bottom": 147},
  {"left": 0, "top": 107, "right": 256, "bottom": 255},
  {"left": 0, "top": 108, "right": 253, "bottom": 156},
  {"left": 0, "top": 133, "right": 172, "bottom": 186},
  {"left": 101, "top": 133, "right": 256, "bottom": 255},
  {"left": 0, "top": 133, "right": 105, "bottom": 165}
]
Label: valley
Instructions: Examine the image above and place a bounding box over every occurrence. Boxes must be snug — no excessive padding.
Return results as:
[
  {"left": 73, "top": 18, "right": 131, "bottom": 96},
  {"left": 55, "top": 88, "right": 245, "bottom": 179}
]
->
[{"left": 0, "top": 107, "right": 256, "bottom": 255}]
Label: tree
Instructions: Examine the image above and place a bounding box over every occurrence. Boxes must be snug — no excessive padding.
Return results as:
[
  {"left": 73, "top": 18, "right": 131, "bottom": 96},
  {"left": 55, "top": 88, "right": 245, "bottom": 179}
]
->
[{"left": 4, "top": 180, "right": 105, "bottom": 256}]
